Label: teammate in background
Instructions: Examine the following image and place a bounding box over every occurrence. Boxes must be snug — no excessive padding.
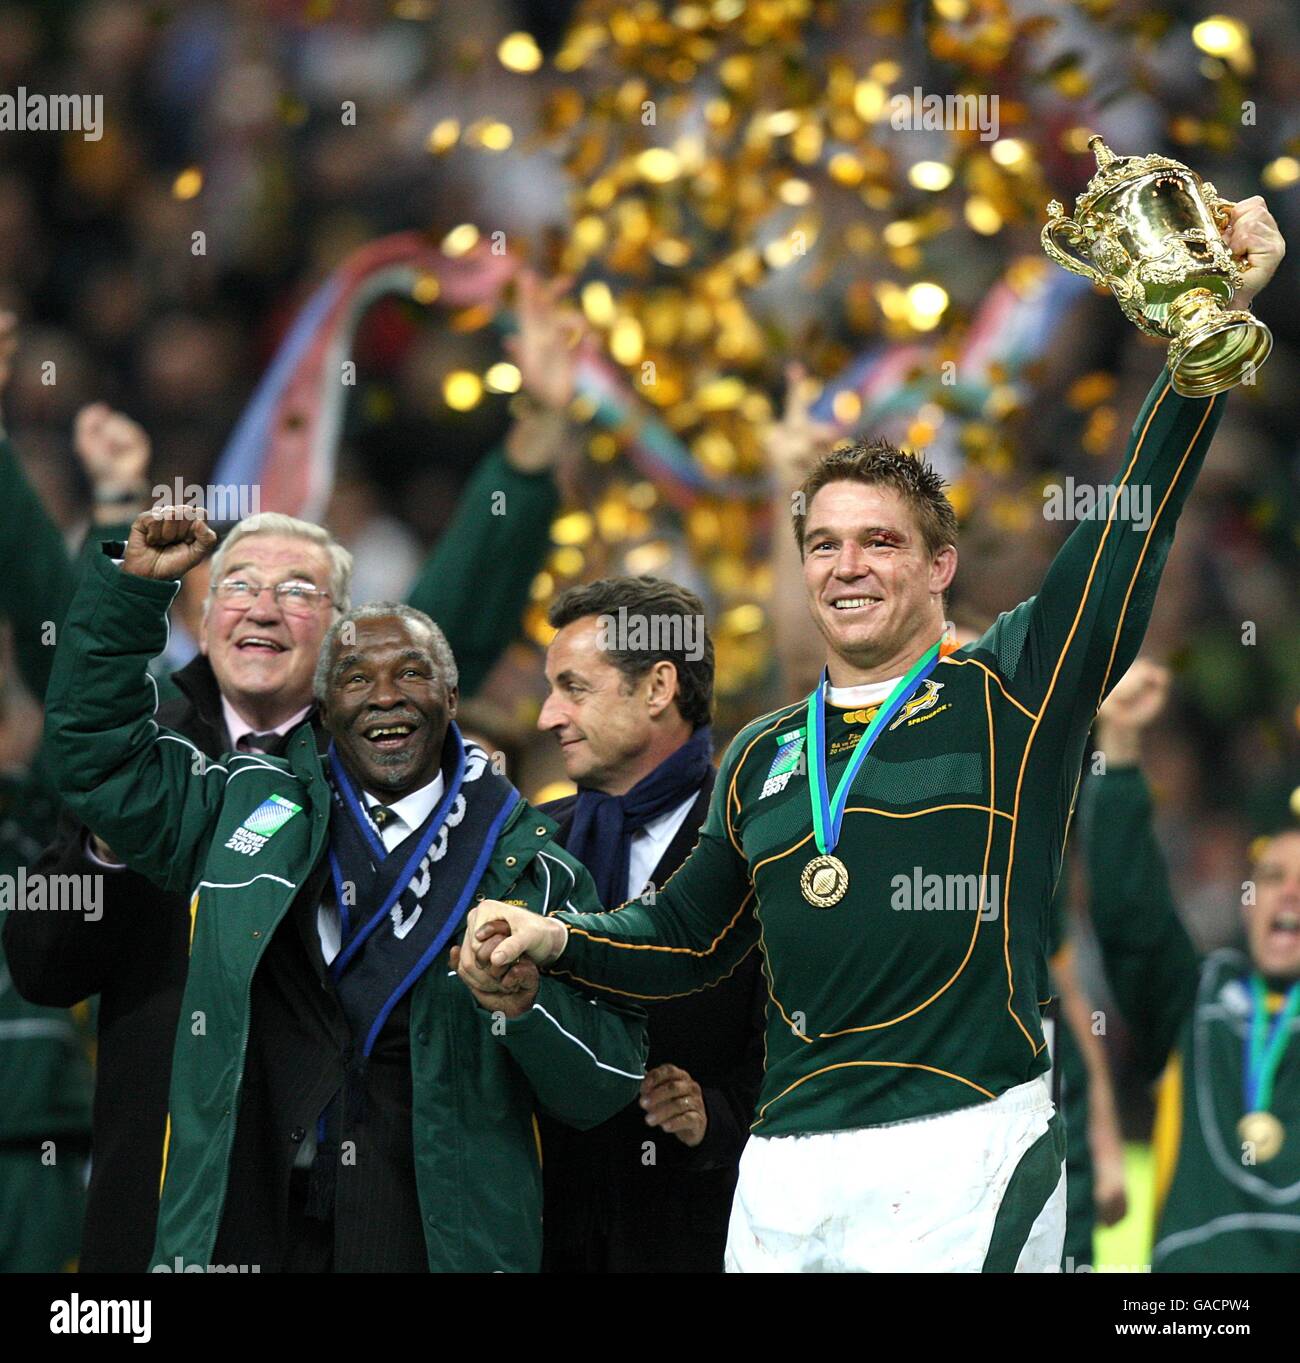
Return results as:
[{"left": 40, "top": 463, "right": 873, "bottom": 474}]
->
[
  {"left": 1084, "top": 658, "right": 1300, "bottom": 1271},
  {"left": 457, "top": 199, "right": 1283, "bottom": 1271}
]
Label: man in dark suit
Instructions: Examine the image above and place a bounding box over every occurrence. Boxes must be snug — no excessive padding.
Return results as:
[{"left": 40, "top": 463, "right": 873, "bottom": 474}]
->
[
  {"left": 536, "top": 576, "right": 766, "bottom": 1273},
  {"left": 6, "top": 512, "right": 349, "bottom": 1271}
]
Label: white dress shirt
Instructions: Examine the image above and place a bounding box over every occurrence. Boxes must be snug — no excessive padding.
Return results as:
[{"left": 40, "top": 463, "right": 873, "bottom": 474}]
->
[
  {"left": 221, "top": 696, "right": 314, "bottom": 753},
  {"left": 317, "top": 772, "right": 446, "bottom": 965},
  {"left": 625, "top": 793, "right": 698, "bottom": 903}
]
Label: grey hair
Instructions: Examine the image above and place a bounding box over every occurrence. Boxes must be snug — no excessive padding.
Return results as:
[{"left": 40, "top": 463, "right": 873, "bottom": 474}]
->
[
  {"left": 208, "top": 513, "right": 354, "bottom": 613},
  {"left": 313, "top": 602, "right": 459, "bottom": 705}
]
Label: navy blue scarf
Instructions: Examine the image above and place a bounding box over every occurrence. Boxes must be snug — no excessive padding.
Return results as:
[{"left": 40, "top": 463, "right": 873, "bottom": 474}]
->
[
  {"left": 566, "top": 726, "right": 712, "bottom": 908},
  {"left": 326, "top": 726, "right": 517, "bottom": 1057}
]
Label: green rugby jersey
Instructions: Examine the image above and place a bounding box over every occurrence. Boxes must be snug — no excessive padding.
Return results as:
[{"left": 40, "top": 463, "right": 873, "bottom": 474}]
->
[{"left": 554, "top": 367, "right": 1224, "bottom": 1138}]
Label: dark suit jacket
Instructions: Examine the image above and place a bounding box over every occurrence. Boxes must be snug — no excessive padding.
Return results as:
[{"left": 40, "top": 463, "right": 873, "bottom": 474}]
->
[
  {"left": 539, "top": 766, "right": 766, "bottom": 1273},
  {"left": 3, "top": 654, "right": 325, "bottom": 1272}
]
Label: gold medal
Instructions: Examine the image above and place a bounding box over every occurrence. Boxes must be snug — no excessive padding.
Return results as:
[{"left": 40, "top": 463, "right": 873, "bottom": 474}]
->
[
  {"left": 1237, "top": 1110, "right": 1285, "bottom": 1162},
  {"left": 801, "top": 854, "right": 849, "bottom": 908}
]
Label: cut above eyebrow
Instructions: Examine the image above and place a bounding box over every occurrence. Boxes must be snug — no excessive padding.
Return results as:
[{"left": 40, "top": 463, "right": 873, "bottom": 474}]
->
[{"left": 803, "top": 524, "right": 908, "bottom": 546}]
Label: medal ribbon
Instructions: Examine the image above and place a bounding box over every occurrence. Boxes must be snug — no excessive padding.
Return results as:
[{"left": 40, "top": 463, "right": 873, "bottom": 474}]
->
[
  {"left": 1243, "top": 976, "right": 1300, "bottom": 1113},
  {"left": 806, "top": 639, "right": 944, "bottom": 857}
]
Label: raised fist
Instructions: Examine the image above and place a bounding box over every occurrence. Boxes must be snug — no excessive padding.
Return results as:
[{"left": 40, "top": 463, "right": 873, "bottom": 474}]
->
[
  {"left": 74, "top": 402, "right": 151, "bottom": 494},
  {"left": 121, "top": 505, "right": 217, "bottom": 581}
]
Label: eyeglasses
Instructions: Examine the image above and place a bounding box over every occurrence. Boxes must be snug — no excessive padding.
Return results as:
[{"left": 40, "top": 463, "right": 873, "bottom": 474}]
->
[{"left": 214, "top": 577, "right": 334, "bottom": 616}]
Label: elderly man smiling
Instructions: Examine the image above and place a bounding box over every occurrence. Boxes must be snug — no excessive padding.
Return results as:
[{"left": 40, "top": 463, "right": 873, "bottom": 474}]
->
[{"left": 42, "top": 504, "right": 646, "bottom": 1274}]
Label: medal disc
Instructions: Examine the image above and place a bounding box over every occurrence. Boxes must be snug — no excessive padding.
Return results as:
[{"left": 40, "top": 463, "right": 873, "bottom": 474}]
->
[
  {"left": 1237, "top": 1110, "right": 1285, "bottom": 1162},
  {"left": 801, "top": 854, "right": 849, "bottom": 908}
]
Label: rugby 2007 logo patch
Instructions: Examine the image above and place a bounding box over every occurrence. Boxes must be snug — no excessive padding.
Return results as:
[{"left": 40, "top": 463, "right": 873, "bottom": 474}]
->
[
  {"left": 761, "top": 729, "right": 806, "bottom": 799},
  {"left": 225, "top": 794, "right": 303, "bottom": 856}
]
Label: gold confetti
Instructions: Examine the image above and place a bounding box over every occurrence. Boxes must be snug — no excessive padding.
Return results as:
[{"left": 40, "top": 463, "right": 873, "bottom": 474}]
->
[
  {"left": 637, "top": 147, "right": 681, "bottom": 182},
  {"left": 580, "top": 281, "right": 617, "bottom": 327},
  {"left": 551, "top": 511, "right": 595, "bottom": 547},
  {"left": 609, "top": 317, "right": 645, "bottom": 364},
  {"left": 485, "top": 362, "right": 521, "bottom": 394},
  {"left": 1262, "top": 157, "right": 1300, "bottom": 190},
  {"left": 426, "top": 118, "right": 460, "bottom": 153},
  {"left": 443, "top": 372, "right": 483, "bottom": 411},
  {"left": 440, "top": 223, "right": 479, "bottom": 257},
  {"left": 498, "top": 32, "right": 543, "bottom": 73},
  {"left": 412, "top": 274, "right": 441, "bottom": 304},
  {"left": 964, "top": 196, "right": 1002, "bottom": 234},
  {"left": 172, "top": 167, "right": 203, "bottom": 200},
  {"left": 908, "top": 161, "right": 953, "bottom": 192}
]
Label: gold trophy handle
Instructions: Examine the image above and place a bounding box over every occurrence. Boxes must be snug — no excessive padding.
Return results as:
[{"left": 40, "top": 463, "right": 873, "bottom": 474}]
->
[
  {"left": 1041, "top": 207, "right": 1105, "bottom": 287},
  {"left": 1201, "top": 181, "right": 1247, "bottom": 291},
  {"left": 1201, "top": 181, "right": 1232, "bottom": 232}
]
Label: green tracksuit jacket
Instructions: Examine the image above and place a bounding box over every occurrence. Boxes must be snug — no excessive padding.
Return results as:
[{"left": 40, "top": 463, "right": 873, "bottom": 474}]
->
[
  {"left": 552, "top": 367, "right": 1223, "bottom": 1137},
  {"left": 1083, "top": 767, "right": 1300, "bottom": 1272},
  {"left": 43, "top": 550, "right": 647, "bottom": 1273}
]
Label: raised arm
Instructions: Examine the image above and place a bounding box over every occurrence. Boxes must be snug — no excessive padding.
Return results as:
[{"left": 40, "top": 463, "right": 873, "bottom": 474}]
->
[
  {"left": 405, "top": 271, "right": 585, "bottom": 696},
  {"left": 0, "top": 320, "right": 150, "bottom": 702},
  {"left": 1080, "top": 660, "right": 1200, "bottom": 1081},
  {"left": 44, "top": 507, "right": 229, "bottom": 894},
  {"left": 970, "top": 199, "right": 1283, "bottom": 750}
]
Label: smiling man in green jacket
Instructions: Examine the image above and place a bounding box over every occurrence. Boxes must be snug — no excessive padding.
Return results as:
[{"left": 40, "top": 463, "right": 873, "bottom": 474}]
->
[{"left": 43, "top": 504, "right": 647, "bottom": 1274}]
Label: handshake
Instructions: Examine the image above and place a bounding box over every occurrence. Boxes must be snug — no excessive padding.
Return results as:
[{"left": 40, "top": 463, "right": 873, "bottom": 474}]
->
[{"left": 450, "top": 905, "right": 567, "bottom": 1019}]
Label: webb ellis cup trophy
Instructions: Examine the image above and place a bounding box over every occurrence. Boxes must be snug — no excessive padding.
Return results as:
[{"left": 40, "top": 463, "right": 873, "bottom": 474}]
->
[{"left": 1043, "top": 135, "right": 1272, "bottom": 396}]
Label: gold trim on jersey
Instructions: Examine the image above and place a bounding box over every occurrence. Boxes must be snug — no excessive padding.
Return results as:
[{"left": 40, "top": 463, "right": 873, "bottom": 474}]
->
[
  {"left": 1095, "top": 400, "right": 1218, "bottom": 703},
  {"left": 159, "top": 1113, "right": 172, "bottom": 1198},
  {"left": 1153, "top": 1050, "right": 1184, "bottom": 1225},
  {"left": 940, "top": 655, "right": 1039, "bottom": 722},
  {"left": 1001, "top": 383, "right": 1214, "bottom": 1057},
  {"left": 754, "top": 1059, "right": 995, "bottom": 1126},
  {"left": 565, "top": 889, "right": 753, "bottom": 958},
  {"left": 550, "top": 938, "right": 761, "bottom": 1003}
]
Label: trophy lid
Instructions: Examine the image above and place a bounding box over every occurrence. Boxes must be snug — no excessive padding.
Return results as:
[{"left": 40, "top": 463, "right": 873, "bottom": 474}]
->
[{"left": 1072, "top": 135, "right": 1197, "bottom": 212}]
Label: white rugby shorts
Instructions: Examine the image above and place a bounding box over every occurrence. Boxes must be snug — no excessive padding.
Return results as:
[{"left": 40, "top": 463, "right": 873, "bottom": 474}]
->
[{"left": 725, "top": 1074, "right": 1066, "bottom": 1272}]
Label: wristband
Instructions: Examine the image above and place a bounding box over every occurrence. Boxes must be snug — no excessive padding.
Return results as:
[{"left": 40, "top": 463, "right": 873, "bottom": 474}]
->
[{"left": 93, "top": 482, "right": 150, "bottom": 506}]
